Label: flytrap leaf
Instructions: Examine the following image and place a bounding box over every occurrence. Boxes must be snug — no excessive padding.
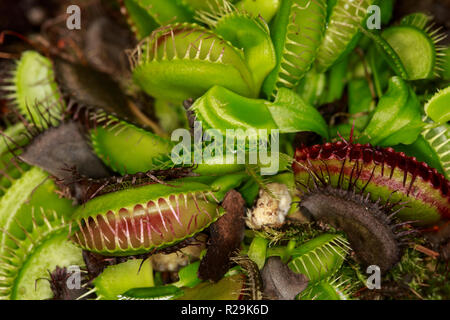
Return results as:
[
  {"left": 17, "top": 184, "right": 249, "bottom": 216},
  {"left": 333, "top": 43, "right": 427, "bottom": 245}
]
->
[
  {"left": 360, "top": 27, "right": 409, "bottom": 80},
  {"left": 381, "top": 25, "right": 444, "bottom": 80},
  {"left": 294, "top": 142, "right": 450, "bottom": 226},
  {"left": 177, "top": 273, "right": 245, "bottom": 300},
  {"left": 315, "top": 0, "right": 375, "bottom": 73},
  {"left": 53, "top": 58, "right": 139, "bottom": 124},
  {"left": 288, "top": 234, "right": 349, "bottom": 283},
  {"left": 198, "top": 8, "right": 276, "bottom": 92},
  {"left": 235, "top": 0, "right": 280, "bottom": 22},
  {"left": 71, "top": 179, "right": 225, "bottom": 256},
  {"left": 421, "top": 123, "right": 450, "bottom": 180},
  {"left": 395, "top": 121, "right": 450, "bottom": 181},
  {"left": 0, "top": 122, "right": 30, "bottom": 197},
  {"left": 424, "top": 86, "right": 450, "bottom": 124},
  {"left": 297, "top": 277, "right": 348, "bottom": 300},
  {"left": 2, "top": 51, "right": 64, "bottom": 129},
  {"left": 134, "top": 0, "right": 195, "bottom": 25},
  {"left": 365, "top": 12, "right": 448, "bottom": 81},
  {"left": 0, "top": 210, "right": 83, "bottom": 300},
  {"left": 0, "top": 167, "right": 75, "bottom": 257},
  {"left": 121, "top": 0, "right": 195, "bottom": 39},
  {"left": 119, "top": 285, "right": 184, "bottom": 300},
  {"left": 89, "top": 114, "right": 247, "bottom": 176},
  {"left": 262, "top": 0, "right": 327, "bottom": 99},
  {"left": 92, "top": 259, "right": 154, "bottom": 300},
  {"left": 191, "top": 85, "right": 329, "bottom": 138},
  {"left": 121, "top": 0, "right": 159, "bottom": 39},
  {"left": 360, "top": 77, "right": 424, "bottom": 147},
  {"left": 89, "top": 115, "right": 174, "bottom": 175},
  {"left": 131, "top": 23, "right": 257, "bottom": 103}
]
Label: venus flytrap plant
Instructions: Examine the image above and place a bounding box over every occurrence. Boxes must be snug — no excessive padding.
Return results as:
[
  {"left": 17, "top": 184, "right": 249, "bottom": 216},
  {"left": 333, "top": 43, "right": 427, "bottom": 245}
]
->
[
  {"left": 2, "top": 51, "right": 65, "bottom": 129},
  {"left": 360, "top": 76, "right": 424, "bottom": 147},
  {"left": 120, "top": 0, "right": 160, "bottom": 39},
  {"left": 197, "top": 6, "right": 276, "bottom": 91},
  {"left": 191, "top": 85, "right": 329, "bottom": 138},
  {"left": 287, "top": 234, "right": 349, "bottom": 283},
  {"left": 80, "top": 259, "right": 154, "bottom": 300},
  {"left": 0, "top": 167, "right": 75, "bottom": 257},
  {"left": 315, "top": 0, "right": 375, "bottom": 73},
  {"left": 0, "top": 209, "right": 83, "bottom": 300},
  {"left": 424, "top": 86, "right": 450, "bottom": 125},
  {"left": 381, "top": 25, "right": 446, "bottom": 80},
  {"left": 262, "top": 0, "right": 327, "bottom": 99},
  {"left": 71, "top": 174, "right": 248, "bottom": 256},
  {"left": 361, "top": 12, "right": 447, "bottom": 81},
  {"left": 235, "top": 0, "right": 280, "bottom": 22},
  {"left": 395, "top": 121, "right": 450, "bottom": 181},
  {"left": 120, "top": 0, "right": 196, "bottom": 39},
  {"left": 297, "top": 277, "right": 349, "bottom": 300},
  {"left": 131, "top": 22, "right": 257, "bottom": 103},
  {"left": 177, "top": 273, "right": 247, "bottom": 300},
  {"left": 89, "top": 114, "right": 174, "bottom": 175},
  {"left": 119, "top": 285, "right": 184, "bottom": 300}
]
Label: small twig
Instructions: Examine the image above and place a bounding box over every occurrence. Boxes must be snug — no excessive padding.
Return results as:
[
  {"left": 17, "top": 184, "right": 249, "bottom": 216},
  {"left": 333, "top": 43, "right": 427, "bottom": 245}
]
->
[
  {"left": 408, "top": 287, "right": 425, "bottom": 300},
  {"left": 0, "top": 52, "right": 21, "bottom": 59},
  {"left": 412, "top": 244, "right": 440, "bottom": 259},
  {"left": 127, "top": 100, "right": 166, "bottom": 137}
]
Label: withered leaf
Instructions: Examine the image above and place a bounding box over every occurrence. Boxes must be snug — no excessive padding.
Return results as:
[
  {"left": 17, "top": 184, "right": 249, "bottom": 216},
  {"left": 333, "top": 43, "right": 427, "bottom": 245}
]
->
[
  {"left": 198, "top": 189, "right": 246, "bottom": 282},
  {"left": 261, "top": 257, "right": 308, "bottom": 300}
]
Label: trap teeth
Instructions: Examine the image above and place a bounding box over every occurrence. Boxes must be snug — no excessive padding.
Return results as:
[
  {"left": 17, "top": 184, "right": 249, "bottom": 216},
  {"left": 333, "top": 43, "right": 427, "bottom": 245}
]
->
[{"left": 294, "top": 142, "right": 450, "bottom": 226}]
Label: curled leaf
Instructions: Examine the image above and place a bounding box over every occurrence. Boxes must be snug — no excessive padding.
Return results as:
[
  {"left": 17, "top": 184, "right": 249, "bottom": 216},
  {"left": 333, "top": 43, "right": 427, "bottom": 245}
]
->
[
  {"left": 235, "top": 0, "right": 280, "bottom": 22},
  {"left": 210, "top": 11, "right": 276, "bottom": 92},
  {"left": 131, "top": 23, "right": 256, "bottom": 103},
  {"left": 360, "top": 77, "right": 424, "bottom": 147},
  {"left": 267, "top": 88, "right": 329, "bottom": 138},
  {"left": 191, "top": 85, "right": 329, "bottom": 138},
  {"left": 424, "top": 86, "right": 450, "bottom": 124},
  {"left": 261, "top": 257, "right": 308, "bottom": 300}
]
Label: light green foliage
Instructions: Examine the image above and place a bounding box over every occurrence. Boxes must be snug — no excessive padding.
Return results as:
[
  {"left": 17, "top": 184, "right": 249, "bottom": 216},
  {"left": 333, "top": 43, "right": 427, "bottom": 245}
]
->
[
  {"left": 263, "top": 0, "right": 327, "bottom": 98},
  {"left": 90, "top": 116, "right": 174, "bottom": 175},
  {"left": 3, "top": 51, "right": 64, "bottom": 129},
  {"left": 132, "top": 23, "right": 257, "bottom": 102},
  {"left": 93, "top": 259, "right": 154, "bottom": 300},
  {"left": 235, "top": 0, "right": 281, "bottom": 22},
  {"left": 288, "top": 234, "right": 349, "bottom": 283},
  {"left": 209, "top": 11, "right": 276, "bottom": 92},
  {"left": 191, "top": 85, "right": 329, "bottom": 138},
  {"left": 316, "top": 0, "right": 374, "bottom": 72},
  {"left": 0, "top": 210, "right": 82, "bottom": 300},
  {"left": 424, "top": 86, "right": 450, "bottom": 124},
  {"left": 360, "top": 77, "right": 424, "bottom": 147}
]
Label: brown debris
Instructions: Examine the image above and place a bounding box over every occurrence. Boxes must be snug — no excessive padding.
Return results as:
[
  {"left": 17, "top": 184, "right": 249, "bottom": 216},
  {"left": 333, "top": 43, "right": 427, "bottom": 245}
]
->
[
  {"left": 261, "top": 257, "right": 308, "bottom": 300},
  {"left": 198, "top": 189, "right": 246, "bottom": 282}
]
